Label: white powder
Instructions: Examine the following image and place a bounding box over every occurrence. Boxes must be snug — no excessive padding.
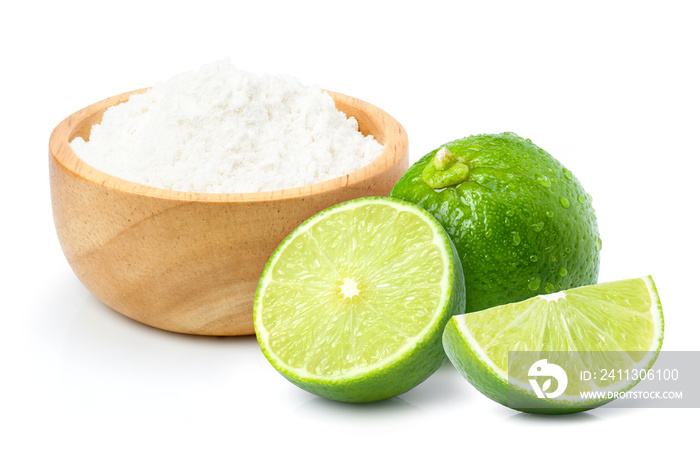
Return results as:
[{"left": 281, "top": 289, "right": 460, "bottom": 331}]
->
[{"left": 71, "top": 60, "right": 384, "bottom": 193}]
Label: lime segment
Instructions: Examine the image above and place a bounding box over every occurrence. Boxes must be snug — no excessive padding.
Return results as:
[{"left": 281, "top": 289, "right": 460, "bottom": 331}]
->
[{"left": 443, "top": 276, "right": 664, "bottom": 413}]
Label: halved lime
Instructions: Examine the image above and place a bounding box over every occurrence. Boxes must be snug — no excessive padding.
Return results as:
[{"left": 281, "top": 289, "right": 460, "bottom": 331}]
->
[
  {"left": 443, "top": 276, "right": 664, "bottom": 413},
  {"left": 254, "top": 197, "right": 466, "bottom": 402}
]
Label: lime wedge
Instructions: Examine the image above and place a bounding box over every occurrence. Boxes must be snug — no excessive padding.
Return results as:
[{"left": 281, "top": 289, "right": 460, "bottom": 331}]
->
[
  {"left": 254, "top": 197, "right": 465, "bottom": 402},
  {"left": 443, "top": 276, "right": 664, "bottom": 413}
]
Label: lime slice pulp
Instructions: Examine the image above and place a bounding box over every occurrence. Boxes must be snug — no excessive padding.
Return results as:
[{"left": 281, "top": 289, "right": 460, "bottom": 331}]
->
[
  {"left": 443, "top": 276, "right": 664, "bottom": 413},
  {"left": 254, "top": 197, "right": 465, "bottom": 402}
]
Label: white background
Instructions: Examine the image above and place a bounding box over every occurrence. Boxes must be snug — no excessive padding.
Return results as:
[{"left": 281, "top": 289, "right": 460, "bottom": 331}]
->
[{"left": 2, "top": 1, "right": 698, "bottom": 464}]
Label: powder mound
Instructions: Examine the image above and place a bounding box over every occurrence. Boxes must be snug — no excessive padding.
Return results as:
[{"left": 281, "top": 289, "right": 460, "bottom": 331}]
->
[{"left": 71, "top": 60, "right": 385, "bottom": 193}]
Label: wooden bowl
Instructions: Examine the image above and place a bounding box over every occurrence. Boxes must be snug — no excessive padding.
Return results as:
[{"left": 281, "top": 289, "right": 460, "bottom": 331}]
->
[{"left": 50, "top": 89, "right": 408, "bottom": 336}]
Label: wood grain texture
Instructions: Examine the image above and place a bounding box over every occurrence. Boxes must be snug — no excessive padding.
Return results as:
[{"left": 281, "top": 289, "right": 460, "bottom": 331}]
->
[{"left": 49, "top": 89, "right": 409, "bottom": 335}]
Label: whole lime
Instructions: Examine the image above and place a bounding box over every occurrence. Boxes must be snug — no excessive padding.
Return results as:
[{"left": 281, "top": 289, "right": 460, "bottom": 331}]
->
[{"left": 390, "top": 132, "right": 601, "bottom": 314}]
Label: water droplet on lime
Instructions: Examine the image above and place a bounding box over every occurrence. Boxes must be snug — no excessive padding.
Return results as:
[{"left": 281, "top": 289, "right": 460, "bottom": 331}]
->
[
  {"left": 512, "top": 232, "right": 521, "bottom": 246},
  {"left": 536, "top": 174, "right": 551, "bottom": 188},
  {"left": 595, "top": 236, "right": 602, "bottom": 251},
  {"left": 544, "top": 283, "right": 554, "bottom": 293},
  {"left": 530, "top": 255, "right": 539, "bottom": 262},
  {"left": 546, "top": 210, "right": 555, "bottom": 218},
  {"left": 528, "top": 277, "right": 541, "bottom": 291},
  {"left": 531, "top": 221, "right": 544, "bottom": 232},
  {"left": 559, "top": 197, "right": 570, "bottom": 208},
  {"left": 559, "top": 267, "right": 568, "bottom": 277},
  {"left": 577, "top": 195, "right": 585, "bottom": 204},
  {"left": 506, "top": 210, "right": 515, "bottom": 217},
  {"left": 563, "top": 168, "right": 573, "bottom": 181},
  {"left": 485, "top": 229, "right": 493, "bottom": 238}
]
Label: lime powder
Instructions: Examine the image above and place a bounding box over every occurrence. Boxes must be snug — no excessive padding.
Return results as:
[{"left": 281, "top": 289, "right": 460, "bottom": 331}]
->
[{"left": 70, "top": 60, "right": 384, "bottom": 193}]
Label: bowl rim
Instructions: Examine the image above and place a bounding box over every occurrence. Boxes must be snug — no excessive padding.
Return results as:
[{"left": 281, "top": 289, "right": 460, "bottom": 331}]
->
[{"left": 49, "top": 88, "right": 408, "bottom": 203}]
